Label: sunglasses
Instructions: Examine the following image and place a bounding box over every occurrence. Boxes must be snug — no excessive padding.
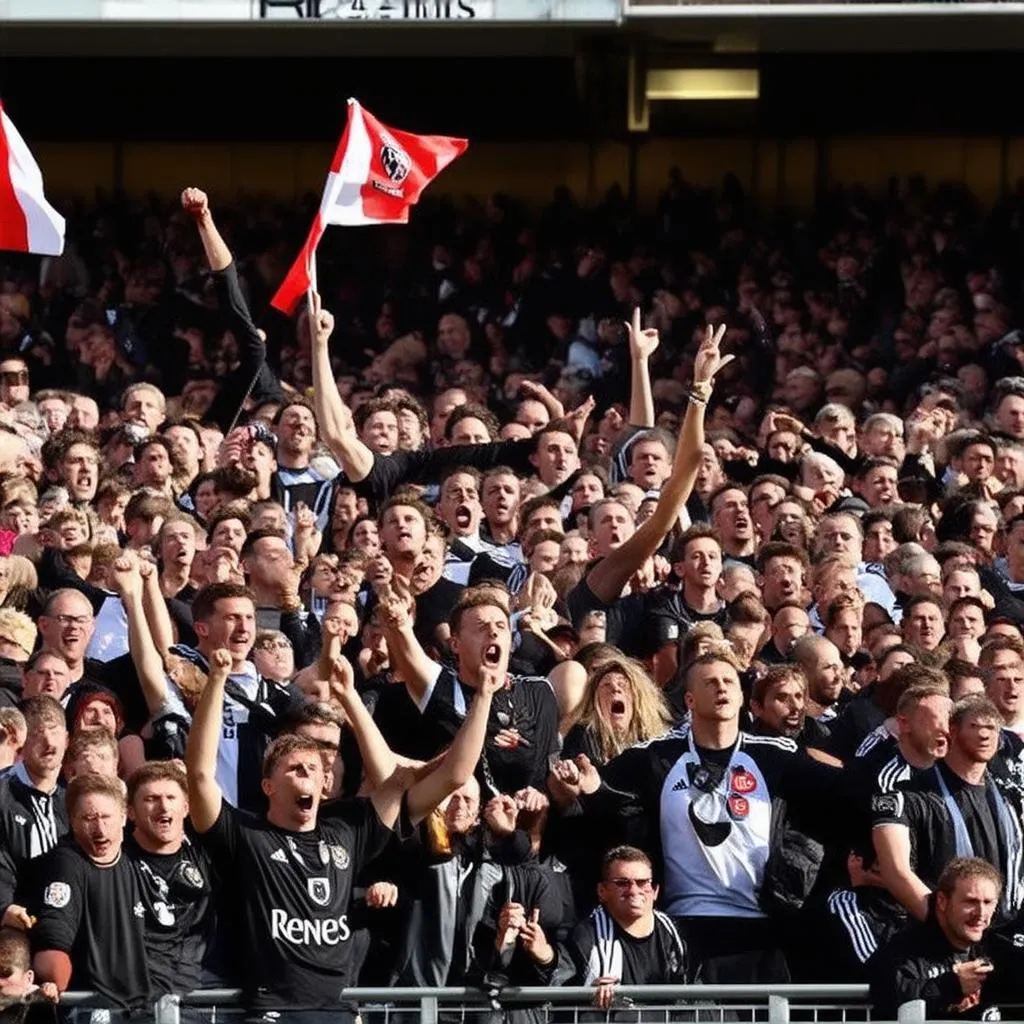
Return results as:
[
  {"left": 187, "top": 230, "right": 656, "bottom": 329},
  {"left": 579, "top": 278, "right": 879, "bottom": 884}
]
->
[
  {"left": 0, "top": 371, "right": 28, "bottom": 386},
  {"left": 608, "top": 877, "right": 653, "bottom": 891}
]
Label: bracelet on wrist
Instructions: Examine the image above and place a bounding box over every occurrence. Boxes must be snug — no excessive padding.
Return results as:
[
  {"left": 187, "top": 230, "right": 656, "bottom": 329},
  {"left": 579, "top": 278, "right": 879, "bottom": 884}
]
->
[{"left": 687, "top": 392, "right": 708, "bottom": 407}]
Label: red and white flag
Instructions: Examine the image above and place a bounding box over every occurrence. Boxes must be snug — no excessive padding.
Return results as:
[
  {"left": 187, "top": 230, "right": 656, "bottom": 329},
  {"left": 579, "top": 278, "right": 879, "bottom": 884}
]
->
[
  {"left": 0, "top": 102, "right": 65, "bottom": 257},
  {"left": 271, "top": 98, "right": 467, "bottom": 315}
]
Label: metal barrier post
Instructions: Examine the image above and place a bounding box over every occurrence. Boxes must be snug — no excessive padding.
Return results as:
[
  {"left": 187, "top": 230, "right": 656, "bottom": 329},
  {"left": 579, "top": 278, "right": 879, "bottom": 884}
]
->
[
  {"left": 897, "top": 1000, "right": 926, "bottom": 1023},
  {"left": 154, "top": 995, "right": 181, "bottom": 1024},
  {"left": 419, "top": 994, "right": 439, "bottom": 1024},
  {"left": 767, "top": 994, "right": 790, "bottom": 1024}
]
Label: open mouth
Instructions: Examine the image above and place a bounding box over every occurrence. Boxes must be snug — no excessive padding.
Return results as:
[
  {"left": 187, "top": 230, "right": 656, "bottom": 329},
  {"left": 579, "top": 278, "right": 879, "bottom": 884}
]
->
[
  {"left": 714, "top": 696, "right": 731, "bottom": 709},
  {"left": 296, "top": 794, "right": 314, "bottom": 812},
  {"left": 455, "top": 505, "right": 472, "bottom": 530},
  {"left": 610, "top": 699, "right": 626, "bottom": 716},
  {"left": 483, "top": 643, "right": 502, "bottom": 667}
]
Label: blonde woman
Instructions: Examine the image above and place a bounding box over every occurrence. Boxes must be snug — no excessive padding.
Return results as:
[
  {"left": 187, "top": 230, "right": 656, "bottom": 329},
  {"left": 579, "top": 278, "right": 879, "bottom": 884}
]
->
[{"left": 562, "top": 657, "right": 672, "bottom": 765}]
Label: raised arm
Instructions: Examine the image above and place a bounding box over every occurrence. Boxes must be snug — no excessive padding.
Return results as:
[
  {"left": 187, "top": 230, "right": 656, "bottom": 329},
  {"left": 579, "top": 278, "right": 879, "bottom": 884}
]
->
[
  {"left": 375, "top": 579, "right": 442, "bottom": 708},
  {"left": 626, "top": 307, "right": 657, "bottom": 429},
  {"left": 404, "top": 667, "right": 500, "bottom": 825},
  {"left": 309, "top": 292, "right": 374, "bottom": 482},
  {"left": 873, "top": 822, "right": 930, "bottom": 922},
  {"left": 330, "top": 654, "right": 399, "bottom": 792},
  {"left": 140, "top": 558, "right": 175, "bottom": 656},
  {"left": 182, "top": 187, "right": 232, "bottom": 272},
  {"left": 109, "top": 555, "right": 173, "bottom": 718},
  {"left": 585, "top": 323, "right": 728, "bottom": 604},
  {"left": 185, "top": 648, "right": 232, "bottom": 832},
  {"left": 183, "top": 187, "right": 284, "bottom": 430}
]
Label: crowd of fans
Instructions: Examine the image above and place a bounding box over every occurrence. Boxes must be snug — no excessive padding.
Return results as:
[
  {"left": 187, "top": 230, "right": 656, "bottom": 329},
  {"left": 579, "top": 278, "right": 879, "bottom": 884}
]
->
[{"left": 1, "top": 172, "right": 1024, "bottom": 1020}]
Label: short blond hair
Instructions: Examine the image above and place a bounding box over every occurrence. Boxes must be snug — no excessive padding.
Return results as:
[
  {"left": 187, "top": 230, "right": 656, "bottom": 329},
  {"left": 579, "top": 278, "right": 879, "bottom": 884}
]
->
[{"left": 0, "top": 609, "right": 35, "bottom": 655}]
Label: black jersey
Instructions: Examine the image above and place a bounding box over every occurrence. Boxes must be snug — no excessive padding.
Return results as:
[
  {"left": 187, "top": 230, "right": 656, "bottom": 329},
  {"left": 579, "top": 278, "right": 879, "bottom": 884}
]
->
[
  {"left": 417, "top": 665, "right": 561, "bottom": 796},
  {"left": 0, "top": 766, "right": 67, "bottom": 914},
  {"left": 31, "top": 841, "right": 151, "bottom": 1011},
  {"left": 199, "top": 798, "right": 392, "bottom": 1009},
  {"left": 125, "top": 834, "right": 215, "bottom": 995},
  {"left": 871, "top": 762, "right": 1024, "bottom": 920}
]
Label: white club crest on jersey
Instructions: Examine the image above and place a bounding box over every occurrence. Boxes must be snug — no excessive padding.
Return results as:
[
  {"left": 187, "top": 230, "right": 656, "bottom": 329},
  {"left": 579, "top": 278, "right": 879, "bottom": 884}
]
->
[
  {"left": 271, "top": 848, "right": 288, "bottom": 864},
  {"left": 307, "top": 877, "right": 331, "bottom": 906},
  {"left": 43, "top": 882, "right": 70, "bottom": 908}
]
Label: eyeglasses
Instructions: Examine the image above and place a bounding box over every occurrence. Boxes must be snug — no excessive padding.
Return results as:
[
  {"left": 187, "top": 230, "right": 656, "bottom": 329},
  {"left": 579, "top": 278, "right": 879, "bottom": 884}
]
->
[
  {"left": 0, "top": 371, "right": 28, "bottom": 386},
  {"left": 257, "top": 639, "right": 292, "bottom": 652},
  {"left": 50, "top": 614, "right": 92, "bottom": 627},
  {"left": 608, "top": 877, "right": 653, "bottom": 891}
]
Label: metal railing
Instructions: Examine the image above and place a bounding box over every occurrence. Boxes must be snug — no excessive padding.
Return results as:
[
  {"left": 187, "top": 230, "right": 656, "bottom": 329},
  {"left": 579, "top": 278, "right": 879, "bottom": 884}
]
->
[{"left": 55, "top": 985, "right": 883, "bottom": 1024}]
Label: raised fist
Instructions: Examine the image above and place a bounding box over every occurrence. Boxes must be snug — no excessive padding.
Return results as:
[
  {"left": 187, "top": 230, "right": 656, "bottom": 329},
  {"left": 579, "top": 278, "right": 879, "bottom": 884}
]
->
[{"left": 180, "top": 188, "right": 209, "bottom": 218}]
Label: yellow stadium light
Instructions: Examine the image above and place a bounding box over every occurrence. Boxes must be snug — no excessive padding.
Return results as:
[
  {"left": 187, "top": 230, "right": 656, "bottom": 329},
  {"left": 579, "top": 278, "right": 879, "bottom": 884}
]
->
[{"left": 645, "top": 68, "right": 760, "bottom": 101}]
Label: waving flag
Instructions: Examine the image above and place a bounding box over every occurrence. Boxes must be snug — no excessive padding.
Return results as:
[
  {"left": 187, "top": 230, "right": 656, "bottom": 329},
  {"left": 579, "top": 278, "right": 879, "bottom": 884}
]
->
[
  {"left": 271, "top": 98, "right": 467, "bottom": 315},
  {"left": 0, "top": 102, "right": 65, "bottom": 256}
]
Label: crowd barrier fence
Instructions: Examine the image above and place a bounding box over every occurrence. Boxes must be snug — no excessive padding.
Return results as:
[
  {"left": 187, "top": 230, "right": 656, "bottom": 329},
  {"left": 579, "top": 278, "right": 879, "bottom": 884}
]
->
[{"left": 49, "top": 986, "right": 941, "bottom": 1024}]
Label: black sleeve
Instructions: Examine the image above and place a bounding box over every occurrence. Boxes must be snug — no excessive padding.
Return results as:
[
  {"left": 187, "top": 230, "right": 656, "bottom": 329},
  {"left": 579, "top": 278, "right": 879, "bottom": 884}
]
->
[
  {"left": 356, "top": 439, "right": 538, "bottom": 505},
  {"left": 531, "top": 685, "right": 562, "bottom": 789},
  {"left": 204, "top": 262, "right": 285, "bottom": 432},
  {"left": 197, "top": 799, "right": 244, "bottom": 865},
  {"left": 0, "top": 830, "right": 17, "bottom": 916},
  {"left": 897, "top": 454, "right": 944, "bottom": 505},
  {"left": 94, "top": 653, "right": 150, "bottom": 736},
  {"left": 807, "top": 435, "right": 862, "bottom": 476},
  {"left": 868, "top": 941, "right": 964, "bottom": 1019},
  {"left": 556, "top": 920, "right": 597, "bottom": 985},
  {"left": 354, "top": 450, "right": 425, "bottom": 503},
  {"left": 779, "top": 750, "right": 862, "bottom": 838},
  {"left": 29, "top": 847, "right": 85, "bottom": 956},
  {"left": 979, "top": 566, "right": 1024, "bottom": 626},
  {"left": 36, "top": 548, "right": 108, "bottom": 613},
  {"left": 722, "top": 455, "right": 798, "bottom": 485},
  {"left": 279, "top": 610, "right": 316, "bottom": 670}
]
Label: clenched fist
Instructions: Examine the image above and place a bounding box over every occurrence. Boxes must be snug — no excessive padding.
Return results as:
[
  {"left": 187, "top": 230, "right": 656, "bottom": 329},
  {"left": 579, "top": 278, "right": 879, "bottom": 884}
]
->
[{"left": 181, "top": 188, "right": 209, "bottom": 218}]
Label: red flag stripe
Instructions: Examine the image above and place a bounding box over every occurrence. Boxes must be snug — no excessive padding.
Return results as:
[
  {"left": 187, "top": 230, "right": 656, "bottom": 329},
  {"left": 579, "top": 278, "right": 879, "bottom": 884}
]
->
[
  {"left": 0, "top": 111, "right": 29, "bottom": 253},
  {"left": 270, "top": 212, "right": 325, "bottom": 316},
  {"left": 270, "top": 99, "right": 467, "bottom": 315}
]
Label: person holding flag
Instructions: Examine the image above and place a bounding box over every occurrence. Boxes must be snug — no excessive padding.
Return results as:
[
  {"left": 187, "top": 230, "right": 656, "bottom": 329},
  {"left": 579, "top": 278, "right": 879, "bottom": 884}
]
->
[{"left": 271, "top": 98, "right": 467, "bottom": 315}]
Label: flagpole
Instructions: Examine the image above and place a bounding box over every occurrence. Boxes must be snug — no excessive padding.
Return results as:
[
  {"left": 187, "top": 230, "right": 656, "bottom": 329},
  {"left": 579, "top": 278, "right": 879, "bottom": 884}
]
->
[{"left": 305, "top": 249, "right": 318, "bottom": 325}]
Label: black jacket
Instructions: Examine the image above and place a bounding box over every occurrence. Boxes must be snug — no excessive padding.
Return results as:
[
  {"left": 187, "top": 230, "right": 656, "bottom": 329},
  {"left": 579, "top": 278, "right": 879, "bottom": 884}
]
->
[{"left": 869, "top": 916, "right": 1006, "bottom": 1020}]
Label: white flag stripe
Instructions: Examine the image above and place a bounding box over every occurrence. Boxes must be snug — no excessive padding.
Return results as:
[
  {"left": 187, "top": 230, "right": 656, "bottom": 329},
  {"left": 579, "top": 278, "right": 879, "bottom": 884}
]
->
[
  {"left": 1, "top": 110, "right": 65, "bottom": 256},
  {"left": 321, "top": 101, "right": 375, "bottom": 227}
]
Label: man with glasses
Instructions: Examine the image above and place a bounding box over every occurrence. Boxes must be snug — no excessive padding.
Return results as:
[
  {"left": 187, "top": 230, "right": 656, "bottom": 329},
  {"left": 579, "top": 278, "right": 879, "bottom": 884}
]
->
[
  {"left": 252, "top": 630, "right": 295, "bottom": 686},
  {"left": 37, "top": 590, "right": 148, "bottom": 733},
  {"left": 552, "top": 846, "right": 687, "bottom": 1005}
]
